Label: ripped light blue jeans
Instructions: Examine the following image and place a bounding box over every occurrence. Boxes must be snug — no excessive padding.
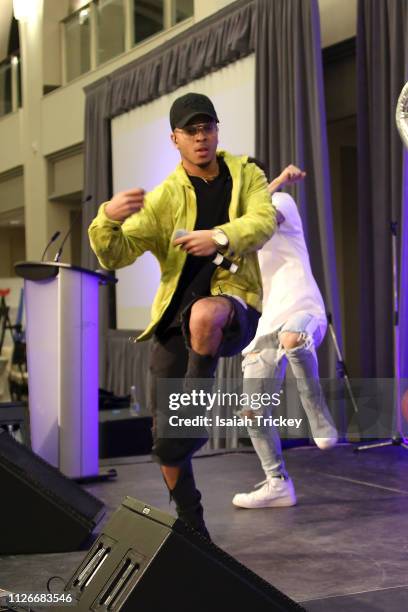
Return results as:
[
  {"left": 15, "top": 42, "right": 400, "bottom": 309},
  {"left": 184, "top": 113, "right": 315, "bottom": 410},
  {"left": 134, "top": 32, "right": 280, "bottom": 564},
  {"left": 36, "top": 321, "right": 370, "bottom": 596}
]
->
[{"left": 242, "top": 312, "right": 327, "bottom": 479}]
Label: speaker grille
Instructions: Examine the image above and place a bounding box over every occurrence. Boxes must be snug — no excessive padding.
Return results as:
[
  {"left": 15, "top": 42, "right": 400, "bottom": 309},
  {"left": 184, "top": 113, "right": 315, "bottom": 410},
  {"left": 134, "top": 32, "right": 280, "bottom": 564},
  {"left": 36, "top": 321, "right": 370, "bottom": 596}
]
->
[{"left": 0, "top": 432, "right": 104, "bottom": 526}]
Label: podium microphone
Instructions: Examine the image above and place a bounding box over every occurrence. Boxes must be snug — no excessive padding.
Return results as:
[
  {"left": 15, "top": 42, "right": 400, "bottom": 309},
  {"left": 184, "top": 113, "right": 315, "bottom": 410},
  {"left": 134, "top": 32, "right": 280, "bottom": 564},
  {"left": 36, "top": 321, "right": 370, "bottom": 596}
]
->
[
  {"left": 54, "top": 195, "right": 92, "bottom": 262},
  {"left": 41, "top": 231, "right": 61, "bottom": 262}
]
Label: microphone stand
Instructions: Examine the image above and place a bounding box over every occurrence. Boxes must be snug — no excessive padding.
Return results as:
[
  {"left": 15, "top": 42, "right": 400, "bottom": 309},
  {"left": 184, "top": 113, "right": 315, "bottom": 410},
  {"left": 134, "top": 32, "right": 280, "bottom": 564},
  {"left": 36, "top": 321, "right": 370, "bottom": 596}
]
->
[
  {"left": 41, "top": 231, "right": 61, "bottom": 262},
  {"left": 53, "top": 210, "right": 81, "bottom": 262},
  {"left": 327, "top": 312, "right": 359, "bottom": 415},
  {"left": 355, "top": 221, "right": 408, "bottom": 452}
]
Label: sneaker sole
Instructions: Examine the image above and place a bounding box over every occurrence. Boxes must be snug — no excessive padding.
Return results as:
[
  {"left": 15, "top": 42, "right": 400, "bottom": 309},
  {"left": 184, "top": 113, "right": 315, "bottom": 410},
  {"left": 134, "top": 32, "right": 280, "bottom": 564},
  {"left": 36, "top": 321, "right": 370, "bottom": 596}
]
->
[
  {"left": 314, "top": 436, "right": 338, "bottom": 450},
  {"left": 232, "top": 496, "right": 297, "bottom": 509}
]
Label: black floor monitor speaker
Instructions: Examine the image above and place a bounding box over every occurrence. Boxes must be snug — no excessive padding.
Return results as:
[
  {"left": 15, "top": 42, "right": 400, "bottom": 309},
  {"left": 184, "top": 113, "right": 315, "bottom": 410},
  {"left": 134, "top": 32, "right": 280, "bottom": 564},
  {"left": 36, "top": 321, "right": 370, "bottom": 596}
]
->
[
  {"left": 0, "top": 431, "right": 105, "bottom": 554},
  {"left": 55, "top": 496, "right": 305, "bottom": 612},
  {"left": 99, "top": 411, "right": 153, "bottom": 458}
]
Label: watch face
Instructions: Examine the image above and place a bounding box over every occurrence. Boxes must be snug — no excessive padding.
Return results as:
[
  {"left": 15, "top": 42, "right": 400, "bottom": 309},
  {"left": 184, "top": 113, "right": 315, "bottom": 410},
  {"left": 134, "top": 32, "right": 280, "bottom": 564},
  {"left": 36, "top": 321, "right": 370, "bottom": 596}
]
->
[{"left": 215, "top": 231, "right": 228, "bottom": 246}]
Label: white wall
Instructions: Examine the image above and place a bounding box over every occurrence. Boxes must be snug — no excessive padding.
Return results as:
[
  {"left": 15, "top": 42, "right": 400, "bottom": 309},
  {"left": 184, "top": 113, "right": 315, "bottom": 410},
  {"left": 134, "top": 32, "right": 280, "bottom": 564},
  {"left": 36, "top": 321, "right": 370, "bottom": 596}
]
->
[
  {"left": 319, "top": 0, "right": 357, "bottom": 47},
  {"left": 111, "top": 53, "right": 255, "bottom": 330}
]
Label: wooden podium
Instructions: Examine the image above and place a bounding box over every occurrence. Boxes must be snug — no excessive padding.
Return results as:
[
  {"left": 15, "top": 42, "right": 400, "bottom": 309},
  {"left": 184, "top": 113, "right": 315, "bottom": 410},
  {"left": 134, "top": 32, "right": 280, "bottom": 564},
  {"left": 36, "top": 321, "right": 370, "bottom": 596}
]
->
[{"left": 15, "top": 261, "right": 115, "bottom": 478}]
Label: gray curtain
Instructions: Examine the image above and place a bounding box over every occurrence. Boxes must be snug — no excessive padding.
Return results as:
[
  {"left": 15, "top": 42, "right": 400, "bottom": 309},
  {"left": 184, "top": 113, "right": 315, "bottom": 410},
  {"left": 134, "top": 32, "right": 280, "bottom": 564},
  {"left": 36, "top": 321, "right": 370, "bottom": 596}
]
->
[
  {"left": 357, "top": 0, "right": 408, "bottom": 378},
  {"left": 82, "top": 79, "right": 112, "bottom": 270},
  {"left": 255, "top": 0, "right": 342, "bottom": 378},
  {"left": 83, "top": 0, "right": 341, "bottom": 445},
  {"left": 105, "top": 330, "right": 151, "bottom": 400}
]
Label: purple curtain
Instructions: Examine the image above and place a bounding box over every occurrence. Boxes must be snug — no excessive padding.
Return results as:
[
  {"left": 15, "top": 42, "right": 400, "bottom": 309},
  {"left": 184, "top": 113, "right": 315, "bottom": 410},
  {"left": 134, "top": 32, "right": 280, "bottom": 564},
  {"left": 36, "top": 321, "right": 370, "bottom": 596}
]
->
[{"left": 401, "top": 147, "right": 408, "bottom": 380}]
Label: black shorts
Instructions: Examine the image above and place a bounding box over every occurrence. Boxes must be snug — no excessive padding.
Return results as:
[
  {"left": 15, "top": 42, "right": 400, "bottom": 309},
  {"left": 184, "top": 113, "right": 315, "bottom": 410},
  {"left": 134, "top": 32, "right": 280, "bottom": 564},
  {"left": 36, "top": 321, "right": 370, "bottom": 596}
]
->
[{"left": 180, "top": 294, "right": 260, "bottom": 357}]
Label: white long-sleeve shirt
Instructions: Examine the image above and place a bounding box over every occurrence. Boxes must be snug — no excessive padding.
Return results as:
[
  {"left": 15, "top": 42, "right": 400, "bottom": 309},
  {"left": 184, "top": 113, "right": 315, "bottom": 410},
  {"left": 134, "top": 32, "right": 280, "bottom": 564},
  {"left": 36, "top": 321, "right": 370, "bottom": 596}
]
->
[{"left": 243, "top": 191, "right": 326, "bottom": 353}]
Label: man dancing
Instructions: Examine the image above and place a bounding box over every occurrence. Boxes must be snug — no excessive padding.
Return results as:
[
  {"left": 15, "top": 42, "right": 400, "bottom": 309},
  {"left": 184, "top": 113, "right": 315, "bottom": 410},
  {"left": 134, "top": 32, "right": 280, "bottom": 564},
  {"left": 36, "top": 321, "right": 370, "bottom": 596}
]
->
[
  {"left": 89, "top": 93, "right": 275, "bottom": 537},
  {"left": 233, "top": 163, "right": 338, "bottom": 509}
]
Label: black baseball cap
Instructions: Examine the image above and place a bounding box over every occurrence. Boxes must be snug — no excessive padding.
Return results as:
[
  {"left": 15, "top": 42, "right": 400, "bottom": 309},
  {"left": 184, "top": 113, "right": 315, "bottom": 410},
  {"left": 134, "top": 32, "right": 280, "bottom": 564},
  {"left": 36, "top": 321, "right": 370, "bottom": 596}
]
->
[{"left": 169, "top": 93, "right": 219, "bottom": 130}]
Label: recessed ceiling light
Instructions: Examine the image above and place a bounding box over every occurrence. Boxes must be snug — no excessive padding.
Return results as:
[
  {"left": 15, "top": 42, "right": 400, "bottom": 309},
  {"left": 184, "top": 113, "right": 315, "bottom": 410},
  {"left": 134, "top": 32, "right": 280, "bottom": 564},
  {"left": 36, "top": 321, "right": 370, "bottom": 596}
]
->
[
  {"left": 13, "top": 0, "right": 37, "bottom": 21},
  {"left": 79, "top": 9, "right": 90, "bottom": 25}
]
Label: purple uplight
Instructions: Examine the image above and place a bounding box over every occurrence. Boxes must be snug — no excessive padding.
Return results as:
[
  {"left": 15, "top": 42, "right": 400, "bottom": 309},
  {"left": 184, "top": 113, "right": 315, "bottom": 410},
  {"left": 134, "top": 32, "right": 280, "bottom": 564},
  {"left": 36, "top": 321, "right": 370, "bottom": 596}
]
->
[{"left": 400, "top": 150, "right": 408, "bottom": 379}]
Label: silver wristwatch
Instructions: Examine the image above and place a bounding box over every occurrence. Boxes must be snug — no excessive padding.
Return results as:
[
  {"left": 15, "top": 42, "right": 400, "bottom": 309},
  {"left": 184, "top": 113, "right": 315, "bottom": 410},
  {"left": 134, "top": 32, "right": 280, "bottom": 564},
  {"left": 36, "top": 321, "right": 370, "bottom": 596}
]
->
[{"left": 212, "top": 229, "right": 229, "bottom": 250}]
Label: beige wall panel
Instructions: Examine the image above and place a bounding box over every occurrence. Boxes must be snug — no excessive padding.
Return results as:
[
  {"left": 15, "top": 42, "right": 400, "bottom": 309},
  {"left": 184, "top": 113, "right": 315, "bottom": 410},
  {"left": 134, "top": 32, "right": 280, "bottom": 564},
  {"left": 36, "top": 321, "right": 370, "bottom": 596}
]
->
[
  {"left": 50, "top": 150, "right": 84, "bottom": 197},
  {"left": 193, "top": 0, "right": 235, "bottom": 21},
  {"left": 0, "top": 171, "right": 24, "bottom": 215},
  {"left": 42, "top": 85, "right": 85, "bottom": 155},
  {"left": 0, "top": 112, "right": 23, "bottom": 173}
]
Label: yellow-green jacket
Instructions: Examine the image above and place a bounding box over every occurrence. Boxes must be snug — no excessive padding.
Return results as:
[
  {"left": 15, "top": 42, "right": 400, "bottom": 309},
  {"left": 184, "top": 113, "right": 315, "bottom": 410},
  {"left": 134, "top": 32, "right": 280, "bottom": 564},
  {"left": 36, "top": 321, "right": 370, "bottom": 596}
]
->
[{"left": 89, "top": 151, "right": 276, "bottom": 341}]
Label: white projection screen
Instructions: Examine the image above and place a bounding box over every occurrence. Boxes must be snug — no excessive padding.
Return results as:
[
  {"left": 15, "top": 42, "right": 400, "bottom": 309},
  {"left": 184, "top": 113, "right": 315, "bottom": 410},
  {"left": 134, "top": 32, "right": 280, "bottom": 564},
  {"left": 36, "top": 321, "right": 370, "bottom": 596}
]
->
[{"left": 111, "top": 53, "right": 255, "bottom": 330}]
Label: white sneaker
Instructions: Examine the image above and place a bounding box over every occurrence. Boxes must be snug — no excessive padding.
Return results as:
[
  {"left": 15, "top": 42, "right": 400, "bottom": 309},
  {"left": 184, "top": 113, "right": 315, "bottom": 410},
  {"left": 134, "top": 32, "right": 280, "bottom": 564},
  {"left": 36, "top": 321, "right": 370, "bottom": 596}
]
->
[
  {"left": 305, "top": 406, "right": 338, "bottom": 450},
  {"left": 232, "top": 477, "right": 297, "bottom": 509}
]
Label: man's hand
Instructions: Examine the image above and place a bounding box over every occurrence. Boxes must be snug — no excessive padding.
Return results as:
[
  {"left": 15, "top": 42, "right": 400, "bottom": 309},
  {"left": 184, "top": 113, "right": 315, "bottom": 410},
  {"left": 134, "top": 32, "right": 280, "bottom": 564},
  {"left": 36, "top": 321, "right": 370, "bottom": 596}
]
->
[
  {"left": 105, "top": 188, "right": 145, "bottom": 222},
  {"left": 268, "top": 164, "right": 306, "bottom": 194},
  {"left": 173, "top": 230, "right": 217, "bottom": 257}
]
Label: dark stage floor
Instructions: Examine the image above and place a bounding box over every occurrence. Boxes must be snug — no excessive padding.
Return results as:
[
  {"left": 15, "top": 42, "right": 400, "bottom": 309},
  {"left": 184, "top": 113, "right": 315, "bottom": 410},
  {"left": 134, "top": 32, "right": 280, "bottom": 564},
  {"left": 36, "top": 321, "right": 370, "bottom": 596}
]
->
[{"left": 1, "top": 444, "right": 408, "bottom": 611}]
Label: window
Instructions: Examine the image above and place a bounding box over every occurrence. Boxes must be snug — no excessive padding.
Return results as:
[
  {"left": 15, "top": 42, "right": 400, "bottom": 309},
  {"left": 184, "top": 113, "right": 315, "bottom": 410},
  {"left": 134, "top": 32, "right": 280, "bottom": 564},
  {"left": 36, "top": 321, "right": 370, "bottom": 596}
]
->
[
  {"left": 0, "top": 55, "right": 21, "bottom": 117},
  {"left": 0, "top": 60, "right": 12, "bottom": 117},
  {"left": 65, "top": 8, "right": 91, "bottom": 81},
  {"left": 97, "top": 0, "right": 126, "bottom": 65},
  {"left": 175, "top": 0, "right": 193, "bottom": 24},
  {"left": 62, "top": 0, "right": 194, "bottom": 83},
  {"left": 133, "top": 0, "right": 164, "bottom": 44}
]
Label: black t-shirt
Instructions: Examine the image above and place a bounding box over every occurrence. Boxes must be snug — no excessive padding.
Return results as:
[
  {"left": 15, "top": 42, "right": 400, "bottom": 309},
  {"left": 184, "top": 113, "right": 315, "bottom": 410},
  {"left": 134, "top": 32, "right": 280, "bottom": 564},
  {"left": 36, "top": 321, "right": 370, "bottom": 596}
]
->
[{"left": 156, "top": 157, "right": 232, "bottom": 336}]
